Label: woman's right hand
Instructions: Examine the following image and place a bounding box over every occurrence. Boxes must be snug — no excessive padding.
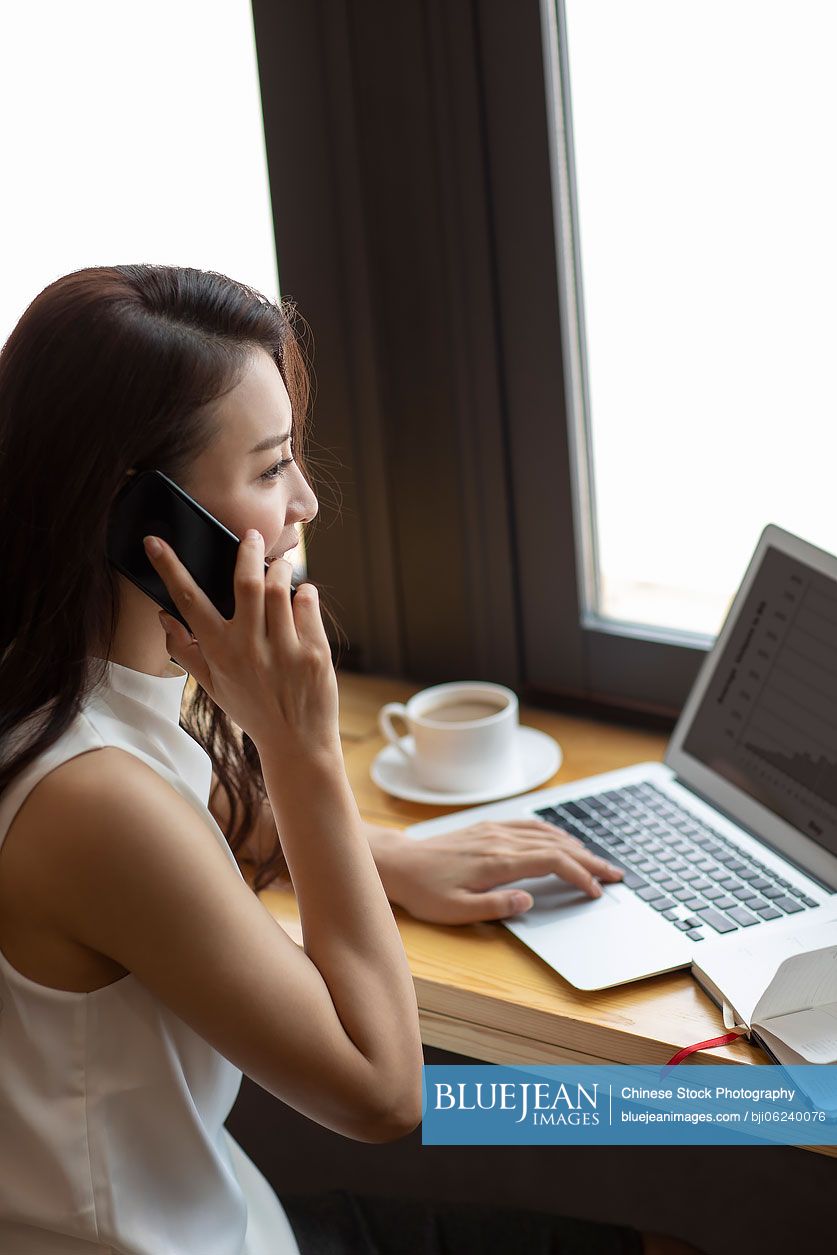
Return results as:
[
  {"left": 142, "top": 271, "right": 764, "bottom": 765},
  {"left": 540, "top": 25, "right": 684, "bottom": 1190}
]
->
[{"left": 142, "top": 528, "right": 341, "bottom": 759}]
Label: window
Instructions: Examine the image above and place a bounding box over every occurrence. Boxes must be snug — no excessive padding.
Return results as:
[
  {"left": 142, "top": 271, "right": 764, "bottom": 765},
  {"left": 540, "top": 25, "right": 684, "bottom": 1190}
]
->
[
  {"left": 0, "top": 0, "right": 280, "bottom": 346},
  {"left": 559, "top": 0, "right": 837, "bottom": 640}
]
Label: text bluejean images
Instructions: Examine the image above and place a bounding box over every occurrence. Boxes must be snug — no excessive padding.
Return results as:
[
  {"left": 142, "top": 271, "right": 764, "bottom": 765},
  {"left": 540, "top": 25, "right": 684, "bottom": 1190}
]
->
[{"left": 421, "top": 1064, "right": 837, "bottom": 1146}]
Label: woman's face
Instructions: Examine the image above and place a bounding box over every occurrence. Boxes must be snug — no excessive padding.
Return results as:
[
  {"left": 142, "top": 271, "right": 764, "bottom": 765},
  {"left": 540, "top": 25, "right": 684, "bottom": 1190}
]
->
[{"left": 177, "top": 346, "right": 318, "bottom": 564}]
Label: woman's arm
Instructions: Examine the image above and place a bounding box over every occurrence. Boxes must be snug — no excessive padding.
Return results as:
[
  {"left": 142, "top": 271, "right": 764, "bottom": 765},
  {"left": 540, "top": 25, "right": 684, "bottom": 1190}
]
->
[
  {"left": 47, "top": 747, "right": 419, "bottom": 1140},
  {"left": 208, "top": 769, "right": 406, "bottom": 894},
  {"left": 208, "top": 770, "right": 625, "bottom": 922}
]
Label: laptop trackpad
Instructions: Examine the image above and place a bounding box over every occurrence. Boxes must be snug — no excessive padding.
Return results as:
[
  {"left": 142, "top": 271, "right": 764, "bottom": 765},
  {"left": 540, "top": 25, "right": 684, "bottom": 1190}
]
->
[
  {"left": 502, "top": 875, "right": 692, "bottom": 989},
  {"left": 506, "top": 876, "right": 624, "bottom": 925}
]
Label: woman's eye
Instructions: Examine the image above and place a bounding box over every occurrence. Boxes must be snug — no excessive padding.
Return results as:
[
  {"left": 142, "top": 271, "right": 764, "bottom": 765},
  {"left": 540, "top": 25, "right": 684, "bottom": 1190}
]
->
[{"left": 260, "top": 456, "right": 295, "bottom": 482}]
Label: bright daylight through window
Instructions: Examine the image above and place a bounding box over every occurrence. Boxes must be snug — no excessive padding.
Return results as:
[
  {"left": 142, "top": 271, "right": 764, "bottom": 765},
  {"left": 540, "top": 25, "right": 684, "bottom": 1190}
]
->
[{"left": 556, "top": 0, "right": 837, "bottom": 639}]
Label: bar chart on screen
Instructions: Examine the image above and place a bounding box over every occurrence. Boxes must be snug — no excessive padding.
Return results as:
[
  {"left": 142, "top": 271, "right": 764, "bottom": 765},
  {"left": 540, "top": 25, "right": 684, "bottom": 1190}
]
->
[{"left": 683, "top": 546, "right": 837, "bottom": 843}]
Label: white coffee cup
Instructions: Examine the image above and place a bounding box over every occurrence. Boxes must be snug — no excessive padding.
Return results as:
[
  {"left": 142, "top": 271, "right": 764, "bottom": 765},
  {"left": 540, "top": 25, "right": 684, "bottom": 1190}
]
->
[{"left": 378, "top": 680, "right": 519, "bottom": 793}]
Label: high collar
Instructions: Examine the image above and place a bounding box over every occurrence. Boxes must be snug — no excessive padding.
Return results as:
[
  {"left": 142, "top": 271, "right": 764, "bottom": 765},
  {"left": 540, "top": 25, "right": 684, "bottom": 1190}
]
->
[{"left": 88, "top": 657, "right": 190, "bottom": 726}]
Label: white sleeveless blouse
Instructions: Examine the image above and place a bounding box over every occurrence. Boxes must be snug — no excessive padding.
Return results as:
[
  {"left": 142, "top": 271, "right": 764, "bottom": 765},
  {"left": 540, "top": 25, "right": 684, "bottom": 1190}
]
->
[{"left": 0, "top": 658, "right": 302, "bottom": 1255}]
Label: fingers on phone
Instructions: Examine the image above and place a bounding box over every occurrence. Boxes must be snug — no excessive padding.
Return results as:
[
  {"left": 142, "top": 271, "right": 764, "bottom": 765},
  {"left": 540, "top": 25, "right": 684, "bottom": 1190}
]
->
[
  {"left": 231, "top": 529, "right": 269, "bottom": 633},
  {"left": 142, "top": 534, "right": 215, "bottom": 631},
  {"left": 264, "top": 557, "right": 295, "bottom": 588}
]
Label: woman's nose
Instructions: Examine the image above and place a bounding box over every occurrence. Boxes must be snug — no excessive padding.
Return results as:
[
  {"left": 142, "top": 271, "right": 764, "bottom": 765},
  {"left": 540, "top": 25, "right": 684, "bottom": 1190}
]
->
[{"left": 299, "top": 487, "right": 319, "bottom": 527}]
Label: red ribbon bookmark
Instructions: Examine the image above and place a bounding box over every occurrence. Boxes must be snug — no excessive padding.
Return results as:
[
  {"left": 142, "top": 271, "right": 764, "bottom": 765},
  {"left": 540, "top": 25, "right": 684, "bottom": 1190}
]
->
[{"left": 661, "top": 1027, "right": 749, "bottom": 1072}]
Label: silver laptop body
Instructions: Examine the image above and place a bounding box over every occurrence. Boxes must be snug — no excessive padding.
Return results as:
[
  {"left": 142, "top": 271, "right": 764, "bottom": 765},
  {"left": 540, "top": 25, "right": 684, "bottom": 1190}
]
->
[{"left": 404, "top": 524, "right": 837, "bottom": 990}]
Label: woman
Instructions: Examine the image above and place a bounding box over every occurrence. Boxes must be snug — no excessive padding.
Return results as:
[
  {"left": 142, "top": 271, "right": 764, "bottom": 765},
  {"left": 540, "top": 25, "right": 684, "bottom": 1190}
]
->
[{"left": 0, "top": 265, "right": 702, "bottom": 1254}]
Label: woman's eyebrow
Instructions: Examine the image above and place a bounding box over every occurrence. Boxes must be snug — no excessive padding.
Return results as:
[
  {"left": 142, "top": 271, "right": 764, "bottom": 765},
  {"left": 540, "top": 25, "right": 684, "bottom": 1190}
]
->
[{"left": 248, "top": 429, "right": 292, "bottom": 455}]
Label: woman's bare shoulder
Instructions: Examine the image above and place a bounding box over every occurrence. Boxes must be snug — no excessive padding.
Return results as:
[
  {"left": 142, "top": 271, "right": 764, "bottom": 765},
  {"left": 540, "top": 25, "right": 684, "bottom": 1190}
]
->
[
  {"left": 13, "top": 746, "right": 171, "bottom": 829},
  {"left": 2, "top": 747, "right": 184, "bottom": 891},
  {"left": 0, "top": 749, "right": 180, "bottom": 990}
]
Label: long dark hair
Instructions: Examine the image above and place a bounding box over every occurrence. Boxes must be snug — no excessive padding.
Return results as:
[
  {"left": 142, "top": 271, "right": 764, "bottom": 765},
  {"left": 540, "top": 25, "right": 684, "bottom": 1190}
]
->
[{"left": 0, "top": 264, "right": 342, "bottom": 892}]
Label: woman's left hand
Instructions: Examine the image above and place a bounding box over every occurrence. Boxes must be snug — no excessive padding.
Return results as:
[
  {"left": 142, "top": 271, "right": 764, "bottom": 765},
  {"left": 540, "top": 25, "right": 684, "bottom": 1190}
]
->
[{"left": 378, "top": 818, "right": 624, "bottom": 925}]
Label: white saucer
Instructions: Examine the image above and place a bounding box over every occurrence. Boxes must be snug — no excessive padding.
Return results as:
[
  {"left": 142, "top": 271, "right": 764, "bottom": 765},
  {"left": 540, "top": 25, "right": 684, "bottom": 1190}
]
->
[{"left": 370, "top": 725, "right": 563, "bottom": 806}]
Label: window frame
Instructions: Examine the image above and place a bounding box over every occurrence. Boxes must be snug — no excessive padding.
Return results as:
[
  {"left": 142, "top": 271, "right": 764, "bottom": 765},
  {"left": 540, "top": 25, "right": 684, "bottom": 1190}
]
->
[{"left": 250, "top": 0, "right": 709, "bottom": 728}]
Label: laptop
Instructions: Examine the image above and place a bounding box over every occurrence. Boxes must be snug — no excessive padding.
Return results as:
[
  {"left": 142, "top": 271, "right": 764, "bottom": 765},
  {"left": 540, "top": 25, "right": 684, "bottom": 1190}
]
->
[{"left": 403, "top": 523, "right": 837, "bottom": 990}]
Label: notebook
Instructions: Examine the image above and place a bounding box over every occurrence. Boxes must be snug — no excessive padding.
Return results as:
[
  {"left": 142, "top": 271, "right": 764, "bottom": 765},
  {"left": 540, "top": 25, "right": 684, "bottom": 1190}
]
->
[
  {"left": 404, "top": 524, "right": 837, "bottom": 991},
  {"left": 692, "top": 907, "right": 837, "bottom": 1064}
]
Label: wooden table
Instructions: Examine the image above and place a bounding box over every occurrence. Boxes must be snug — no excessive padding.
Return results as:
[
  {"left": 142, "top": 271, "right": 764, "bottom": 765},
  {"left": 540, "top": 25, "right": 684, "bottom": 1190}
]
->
[{"left": 257, "top": 671, "right": 835, "bottom": 1158}]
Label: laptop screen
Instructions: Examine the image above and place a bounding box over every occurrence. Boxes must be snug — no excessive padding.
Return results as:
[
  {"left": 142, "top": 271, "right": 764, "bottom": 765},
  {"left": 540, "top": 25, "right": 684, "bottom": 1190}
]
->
[{"left": 680, "top": 544, "right": 837, "bottom": 859}]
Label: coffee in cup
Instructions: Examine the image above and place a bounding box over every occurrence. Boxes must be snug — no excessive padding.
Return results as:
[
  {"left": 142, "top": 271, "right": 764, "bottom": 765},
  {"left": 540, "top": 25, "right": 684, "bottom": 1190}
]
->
[
  {"left": 378, "top": 681, "right": 519, "bottom": 792},
  {"left": 420, "top": 698, "right": 507, "bottom": 723}
]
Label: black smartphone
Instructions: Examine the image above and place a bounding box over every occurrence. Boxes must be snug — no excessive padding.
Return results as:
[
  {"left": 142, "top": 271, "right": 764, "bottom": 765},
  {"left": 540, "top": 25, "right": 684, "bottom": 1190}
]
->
[{"left": 106, "top": 469, "right": 298, "bottom": 632}]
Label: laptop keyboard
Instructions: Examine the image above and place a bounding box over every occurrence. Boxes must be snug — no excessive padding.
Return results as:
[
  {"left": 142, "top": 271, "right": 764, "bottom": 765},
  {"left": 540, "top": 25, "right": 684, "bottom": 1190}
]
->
[{"left": 534, "top": 781, "right": 821, "bottom": 942}]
